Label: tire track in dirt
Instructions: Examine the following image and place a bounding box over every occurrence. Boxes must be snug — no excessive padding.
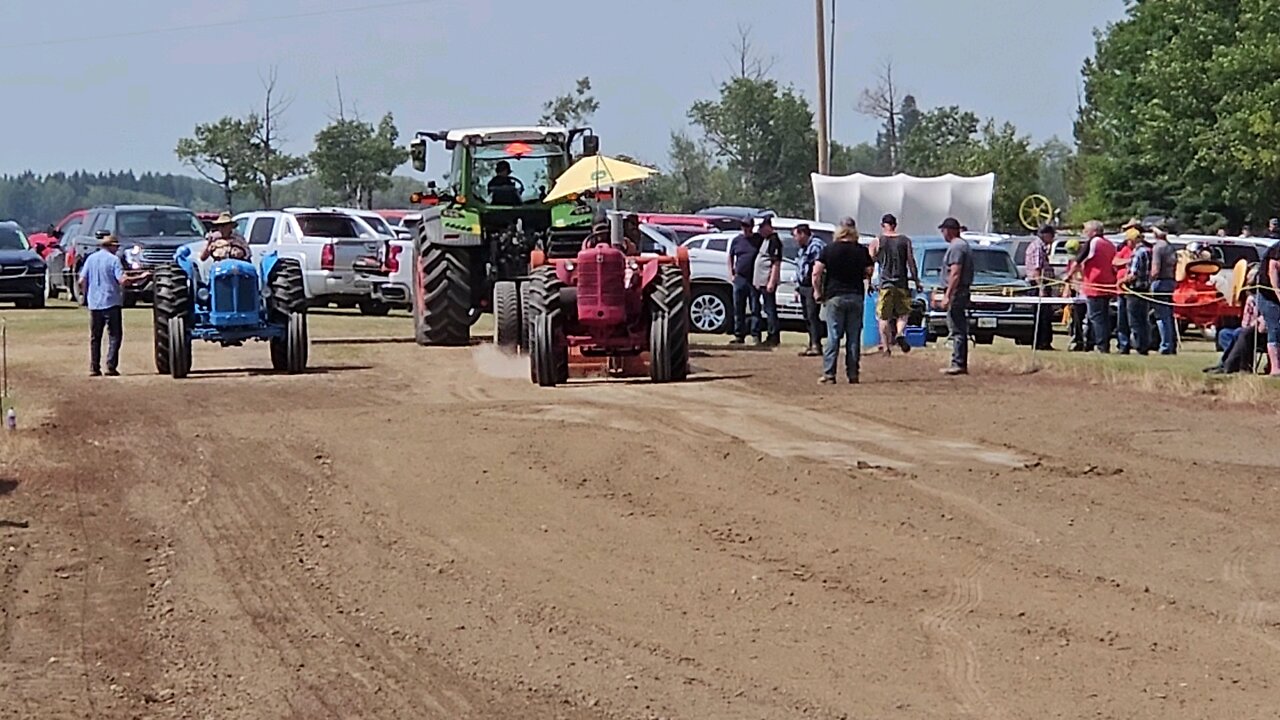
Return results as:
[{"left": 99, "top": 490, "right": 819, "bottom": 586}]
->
[
  {"left": 918, "top": 556, "right": 1005, "bottom": 720},
  {"left": 192, "top": 439, "right": 478, "bottom": 718},
  {"left": 1221, "top": 531, "right": 1280, "bottom": 653}
]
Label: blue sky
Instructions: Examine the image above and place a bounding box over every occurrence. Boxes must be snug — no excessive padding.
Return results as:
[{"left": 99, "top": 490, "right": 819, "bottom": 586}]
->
[{"left": 1, "top": 0, "right": 1126, "bottom": 177}]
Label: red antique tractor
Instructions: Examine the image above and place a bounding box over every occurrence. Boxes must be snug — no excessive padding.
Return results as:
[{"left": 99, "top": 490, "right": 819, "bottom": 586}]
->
[{"left": 523, "top": 219, "right": 691, "bottom": 387}]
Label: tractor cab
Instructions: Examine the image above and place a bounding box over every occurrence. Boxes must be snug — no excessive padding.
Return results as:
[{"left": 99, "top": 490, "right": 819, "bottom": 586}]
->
[{"left": 409, "top": 126, "right": 601, "bottom": 245}]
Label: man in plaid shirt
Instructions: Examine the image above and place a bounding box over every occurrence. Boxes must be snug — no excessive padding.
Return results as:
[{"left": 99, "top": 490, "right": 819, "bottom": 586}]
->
[{"left": 1025, "top": 225, "right": 1056, "bottom": 350}]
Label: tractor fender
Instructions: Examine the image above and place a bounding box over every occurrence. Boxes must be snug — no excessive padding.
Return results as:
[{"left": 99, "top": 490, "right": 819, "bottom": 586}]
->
[
  {"left": 259, "top": 250, "right": 282, "bottom": 285},
  {"left": 430, "top": 232, "right": 483, "bottom": 248},
  {"left": 174, "top": 244, "right": 197, "bottom": 279}
]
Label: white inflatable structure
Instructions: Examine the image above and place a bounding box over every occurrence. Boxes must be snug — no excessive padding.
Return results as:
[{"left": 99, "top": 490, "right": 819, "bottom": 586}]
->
[{"left": 811, "top": 173, "right": 996, "bottom": 236}]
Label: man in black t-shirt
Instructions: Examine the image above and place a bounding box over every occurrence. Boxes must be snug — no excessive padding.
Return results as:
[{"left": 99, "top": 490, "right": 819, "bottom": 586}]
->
[
  {"left": 727, "top": 217, "right": 763, "bottom": 344},
  {"left": 812, "top": 224, "right": 873, "bottom": 384}
]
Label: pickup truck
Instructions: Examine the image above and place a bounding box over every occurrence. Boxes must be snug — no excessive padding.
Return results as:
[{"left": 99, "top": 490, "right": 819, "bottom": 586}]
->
[
  {"left": 232, "top": 208, "right": 384, "bottom": 312},
  {"left": 66, "top": 205, "right": 206, "bottom": 305},
  {"left": 914, "top": 239, "right": 1038, "bottom": 345}
]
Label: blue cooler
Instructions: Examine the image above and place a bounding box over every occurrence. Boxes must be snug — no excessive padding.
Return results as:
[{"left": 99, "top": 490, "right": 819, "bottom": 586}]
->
[
  {"left": 904, "top": 326, "right": 928, "bottom": 347},
  {"left": 862, "top": 291, "right": 880, "bottom": 348}
]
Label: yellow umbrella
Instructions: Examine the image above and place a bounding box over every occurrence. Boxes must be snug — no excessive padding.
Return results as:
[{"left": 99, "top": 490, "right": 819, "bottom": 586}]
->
[{"left": 543, "top": 155, "right": 656, "bottom": 204}]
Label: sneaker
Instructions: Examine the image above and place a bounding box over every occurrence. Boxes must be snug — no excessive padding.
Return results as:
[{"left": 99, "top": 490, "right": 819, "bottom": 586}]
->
[
  {"left": 895, "top": 336, "right": 912, "bottom": 354},
  {"left": 818, "top": 375, "right": 837, "bottom": 385},
  {"left": 798, "top": 347, "right": 820, "bottom": 357},
  {"left": 847, "top": 376, "right": 860, "bottom": 385},
  {"left": 105, "top": 369, "right": 120, "bottom": 377},
  {"left": 942, "top": 366, "right": 969, "bottom": 376},
  {"left": 89, "top": 369, "right": 102, "bottom": 377},
  {"left": 729, "top": 337, "right": 745, "bottom": 345}
]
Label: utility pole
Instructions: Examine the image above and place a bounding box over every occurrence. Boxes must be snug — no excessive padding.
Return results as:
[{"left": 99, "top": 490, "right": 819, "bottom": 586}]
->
[{"left": 815, "top": 0, "right": 830, "bottom": 175}]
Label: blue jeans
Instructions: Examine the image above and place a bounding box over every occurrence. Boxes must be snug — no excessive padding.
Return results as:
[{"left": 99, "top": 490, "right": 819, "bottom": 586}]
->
[
  {"left": 89, "top": 306, "right": 123, "bottom": 373},
  {"left": 757, "top": 286, "right": 780, "bottom": 339},
  {"left": 1116, "top": 296, "right": 1130, "bottom": 352},
  {"left": 732, "top": 276, "right": 760, "bottom": 340},
  {"left": 1258, "top": 293, "right": 1280, "bottom": 348},
  {"left": 1086, "top": 296, "right": 1112, "bottom": 352},
  {"left": 822, "top": 294, "right": 864, "bottom": 380},
  {"left": 1125, "top": 294, "right": 1150, "bottom": 354},
  {"left": 947, "top": 294, "right": 969, "bottom": 370},
  {"left": 1151, "top": 279, "right": 1177, "bottom": 353}
]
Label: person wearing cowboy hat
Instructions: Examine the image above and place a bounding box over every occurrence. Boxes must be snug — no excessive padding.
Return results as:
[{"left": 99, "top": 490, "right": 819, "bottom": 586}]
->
[
  {"left": 200, "top": 212, "right": 250, "bottom": 263},
  {"left": 77, "top": 233, "right": 139, "bottom": 376}
]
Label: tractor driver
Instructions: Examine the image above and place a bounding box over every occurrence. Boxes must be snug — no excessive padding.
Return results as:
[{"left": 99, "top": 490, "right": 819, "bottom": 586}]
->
[
  {"left": 198, "top": 212, "right": 250, "bottom": 283},
  {"left": 621, "top": 214, "right": 642, "bottom": 255},
  {"left": 201, "top": 212, "right": 250, "bottom": 263},
  {"left": 487, "top": 161, "right": 524, "bottom": 205}
]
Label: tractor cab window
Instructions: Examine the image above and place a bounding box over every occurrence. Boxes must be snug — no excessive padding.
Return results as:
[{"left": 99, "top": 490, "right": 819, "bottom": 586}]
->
[
  {"left": 472, "top": 142, "right": 567, "bottom": 205},
  {"left": 116, "top": 210, "right": 203, "bottom": 238}
]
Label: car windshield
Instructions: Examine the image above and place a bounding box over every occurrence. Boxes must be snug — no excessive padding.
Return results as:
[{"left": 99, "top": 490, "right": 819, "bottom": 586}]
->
[
  {"left": 473, "top": 142, "right": 567, "bottom": 204},
  {"left": 0, "top": 225, "right": 29, "bottom": 250},
  {"left": 296, "top": 214, "right": 360, "bottom": 238},
  {"left": 116, "top": 210, "right": 203, "bottom": 238},
  {"left": 921, "top": 248, "right": 1019, "bottom": 278}
]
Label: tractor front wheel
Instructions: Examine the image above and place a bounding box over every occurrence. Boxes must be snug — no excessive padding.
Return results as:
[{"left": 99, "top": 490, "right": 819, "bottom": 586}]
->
[
  {"left": 415, "top": 242, "right": 473, "bottom": 347},
  {"left": 284, "top": 312, "right": 308, "bottom": 374},
  {"left": 648, "top": 265, "right": 690, "bottom": 383},
  {"left": 493, "top": 280, "right": 522, "bottom": 354},
  {"left": 526, "top": 267, "right": 567, "bottom": 386},
  {"left": 153, "top": 263, "right": 191, "bottom": 375},
  {"left": 167, "top": 315, "right": 191, "bottom": 379}
]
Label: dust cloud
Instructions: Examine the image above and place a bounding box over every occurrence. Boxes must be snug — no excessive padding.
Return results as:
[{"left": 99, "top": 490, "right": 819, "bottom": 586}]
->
[{"left": 471, "top": 344, "right": 528, "bottom": 379}]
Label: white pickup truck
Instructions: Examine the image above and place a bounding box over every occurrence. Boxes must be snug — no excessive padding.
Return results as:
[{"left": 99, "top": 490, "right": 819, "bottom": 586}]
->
[{"left": 233, "top": 208, "right": 385, "bottom": 313}]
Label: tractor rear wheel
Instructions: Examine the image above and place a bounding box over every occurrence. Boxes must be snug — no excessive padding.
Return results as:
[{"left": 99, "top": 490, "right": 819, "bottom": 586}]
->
[
  {"left": 415, "top": 242, "right": 473, "bottom": 347},
  {"left": 526, "top": 267, "right": 567, "bottom": 386},
  {"left": 167, "top": 315, "right": 191, "bottom": 379},
  {"left": 648, "top": 265, "right": 690, "bottom": 383},
  {"left": 284, "top": 311, "right": 308, "bottom": 374},
  {"left": 153, "top": 263, "right": 191, "bottom": 375},
  {"left": 493, "top": 280, "right": 522, "bottom": 354}
]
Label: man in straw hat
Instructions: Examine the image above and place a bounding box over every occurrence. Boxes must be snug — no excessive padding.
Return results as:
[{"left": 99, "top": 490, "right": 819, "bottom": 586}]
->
[
  {"left": 77, "top": 234, "right": 139, "bottom": 376},
  {"left": 201, "top": 212, "right": 250, "bottom": 263}
]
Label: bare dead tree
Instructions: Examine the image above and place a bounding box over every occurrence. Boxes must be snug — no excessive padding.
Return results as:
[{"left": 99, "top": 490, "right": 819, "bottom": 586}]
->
[
  {"left": 248, "top": 66, "right": 304, "bottom": 207},
  {"left": 726, "top": 23, "right": 776, "bottom": 81},
  {"left": 857, "top": 59, "right": 903, "bottom": 172}
]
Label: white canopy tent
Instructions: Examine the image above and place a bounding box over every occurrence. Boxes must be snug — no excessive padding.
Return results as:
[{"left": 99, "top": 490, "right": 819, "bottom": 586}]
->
[{"left": 811, "top": 173, "right": 996, "bottom": 236}]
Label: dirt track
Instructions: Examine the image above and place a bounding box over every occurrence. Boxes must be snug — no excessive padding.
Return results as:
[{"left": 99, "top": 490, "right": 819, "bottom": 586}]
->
[{"left": 2, "top": 308, "right": 1279, "bottom": 719}]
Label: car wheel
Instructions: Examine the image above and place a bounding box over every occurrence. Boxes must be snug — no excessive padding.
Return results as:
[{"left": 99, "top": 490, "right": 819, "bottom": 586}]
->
[
  {"left": 689, "top": 285, "right": 731, "bottom": 335},
  {"left": 974, "top": 333, "right": 995, "bottom": 345}
]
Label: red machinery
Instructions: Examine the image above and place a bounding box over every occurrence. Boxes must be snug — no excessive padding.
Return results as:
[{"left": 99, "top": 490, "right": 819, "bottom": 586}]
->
[
  {"left": 1173, "top": 257, "right": 1244, "bottom": 331},
  {"left": 524, "top": 232, "right": 691, "bottom": 387}
]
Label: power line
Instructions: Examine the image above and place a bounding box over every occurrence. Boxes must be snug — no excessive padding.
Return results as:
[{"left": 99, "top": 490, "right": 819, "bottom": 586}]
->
[{"left": 9, "top": 0, "right": 444, "bottom": 49}]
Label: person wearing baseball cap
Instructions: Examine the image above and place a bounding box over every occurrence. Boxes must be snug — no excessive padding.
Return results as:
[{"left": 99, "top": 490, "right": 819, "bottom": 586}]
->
[
  {"left": 937, "top": 218, "right": 973, "bottom": 375},
  {"left": 870, "top": 213, "right": 922, "bottom": 356}
]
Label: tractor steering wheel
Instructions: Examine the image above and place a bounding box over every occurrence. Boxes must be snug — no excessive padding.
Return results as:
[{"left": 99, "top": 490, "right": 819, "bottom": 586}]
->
[{"left": 509, "top": 176, "right": 525, "bottom": 198}]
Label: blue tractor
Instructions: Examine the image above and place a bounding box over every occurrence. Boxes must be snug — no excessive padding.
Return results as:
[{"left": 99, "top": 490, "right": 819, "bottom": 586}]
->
[{"left": 151, "top": 246, "right": 309, "bottom": 378}]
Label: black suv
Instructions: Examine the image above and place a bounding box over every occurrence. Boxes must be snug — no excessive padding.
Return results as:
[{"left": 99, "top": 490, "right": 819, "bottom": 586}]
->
[{"left": 66, "top": 205, "right": 205, "bottom": 305}]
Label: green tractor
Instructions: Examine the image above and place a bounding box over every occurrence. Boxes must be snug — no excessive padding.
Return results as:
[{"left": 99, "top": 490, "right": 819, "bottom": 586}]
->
[{"left": 407, "top": 126, "right": 601, "bottom": 348}]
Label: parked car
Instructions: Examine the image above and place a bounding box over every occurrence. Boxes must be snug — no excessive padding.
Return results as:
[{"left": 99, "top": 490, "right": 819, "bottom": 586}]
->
[
  {"left": 679, "top": 218, "right": 838, "bottom": 334},
  {"left": 28, "top": 209, "right": 86, "bottom": 299},
  {"left": 232, "top": 208, "right": 384, "bottom": 313},
  {"left": 0, "top": 222, "right": 47, "bottom": 308},
  {"left": 65, "top": 205, "right": 206, "bottom": 305},
  {"left": 637, "top": 214, "right": 728, "bottom": 243},
  {"left": 914, "top": 239, "right": 1037, "bottom": 345}
]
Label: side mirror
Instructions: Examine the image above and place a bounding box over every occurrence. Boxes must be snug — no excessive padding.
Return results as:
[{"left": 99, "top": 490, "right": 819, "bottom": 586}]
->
[
  {"left": 410, "top": 138, "right": 427, "bottom": 173},
  {"left": 582, "top": 134, "right": 600, "bottom": 157},
  {"left": 94, "top": 229, "right": 111, "bottom": 240}
]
